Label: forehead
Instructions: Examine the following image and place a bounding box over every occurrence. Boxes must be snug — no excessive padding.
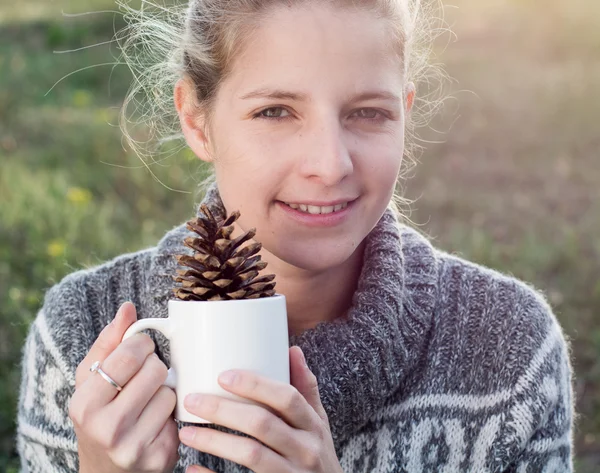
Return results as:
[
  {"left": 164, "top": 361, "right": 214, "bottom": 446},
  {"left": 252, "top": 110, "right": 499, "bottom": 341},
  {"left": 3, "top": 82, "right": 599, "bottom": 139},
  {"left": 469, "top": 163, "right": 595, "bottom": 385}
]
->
[{"left": 222, "top": 4, "right": 403, "bottom": 99}]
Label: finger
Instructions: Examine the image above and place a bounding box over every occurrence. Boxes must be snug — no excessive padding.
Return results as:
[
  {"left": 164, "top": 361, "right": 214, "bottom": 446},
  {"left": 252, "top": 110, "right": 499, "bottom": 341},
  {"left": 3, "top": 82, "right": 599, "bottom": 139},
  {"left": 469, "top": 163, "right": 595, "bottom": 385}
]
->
[
  {"left": 113, "top": 391, "right": 179, "bottom": 470},
  {"left": 109, "top": 353, "right": 170, "bottom": 423},
  {"left": 76, "top": 302, "right": 138, "bottom": 387},
  {"left": 217, "top": 366, "right": 317, "bottom": 431},
  {"left": 123, "top": 385, "right": 176, "bottom": 442},
  {"left": 179, "top": 425, "right": 290, "bottom": 473},
  {"left": 144, "top": 416, "right": 180, "bottom": 471},
  {"left": 183, "top": 394, "right": 300, "bottom": 458},
  {"left": 186, "top": 466, "right": 214, "bottom": 473},
  {"left": 78, "top": 332, "right": 156, "bottom": 410},
  {"left": 289, "top": 346, "right": 328, "bottom": 423}
]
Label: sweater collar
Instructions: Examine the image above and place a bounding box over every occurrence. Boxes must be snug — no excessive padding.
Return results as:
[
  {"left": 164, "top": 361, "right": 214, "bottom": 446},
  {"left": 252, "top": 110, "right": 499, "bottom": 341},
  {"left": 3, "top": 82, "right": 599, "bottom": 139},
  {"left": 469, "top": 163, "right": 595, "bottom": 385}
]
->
[{"left": 148, "top": 181, "right": 438, "bottom": 447}]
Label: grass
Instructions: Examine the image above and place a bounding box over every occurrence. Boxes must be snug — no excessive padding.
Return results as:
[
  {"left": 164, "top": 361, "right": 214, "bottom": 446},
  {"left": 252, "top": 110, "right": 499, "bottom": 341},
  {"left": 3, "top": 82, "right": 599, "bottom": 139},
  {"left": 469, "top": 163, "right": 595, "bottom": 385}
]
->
[{"left": 1, "top": 0, "right": 598, "bottom": 471}]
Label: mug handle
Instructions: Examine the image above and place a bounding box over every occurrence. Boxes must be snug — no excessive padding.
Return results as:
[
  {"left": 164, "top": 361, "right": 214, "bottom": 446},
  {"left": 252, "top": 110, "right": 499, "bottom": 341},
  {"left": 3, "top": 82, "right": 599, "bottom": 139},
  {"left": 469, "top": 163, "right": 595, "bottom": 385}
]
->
[{"left": 122, "top": 318, "right": 176, "bottom": 389}]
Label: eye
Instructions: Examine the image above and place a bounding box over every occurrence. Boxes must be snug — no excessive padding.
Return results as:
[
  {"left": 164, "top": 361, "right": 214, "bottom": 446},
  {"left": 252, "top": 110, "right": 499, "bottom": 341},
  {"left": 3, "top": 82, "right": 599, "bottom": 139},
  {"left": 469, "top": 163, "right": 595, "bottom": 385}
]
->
[
  {"left": 253, "top": 107, "right": 292, "bottom": 121},
  {"left": 352, "top": 108, "right": 386, "bottom": 121},
  {"left": 252, "top": 107, "right": 389, "bottom": 123}
]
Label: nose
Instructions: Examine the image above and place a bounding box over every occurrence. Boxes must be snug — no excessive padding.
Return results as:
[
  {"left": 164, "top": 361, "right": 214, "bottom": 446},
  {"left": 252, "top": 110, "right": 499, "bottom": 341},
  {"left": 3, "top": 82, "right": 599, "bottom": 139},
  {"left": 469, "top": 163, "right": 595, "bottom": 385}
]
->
[{"left": 298, "top": 117, "right": 354, "bottom": 186}]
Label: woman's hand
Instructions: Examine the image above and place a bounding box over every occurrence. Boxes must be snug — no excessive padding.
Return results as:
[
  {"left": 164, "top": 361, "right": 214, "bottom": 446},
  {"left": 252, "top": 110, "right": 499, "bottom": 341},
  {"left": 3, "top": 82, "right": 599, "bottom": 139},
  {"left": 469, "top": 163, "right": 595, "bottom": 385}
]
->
[
  {"left": 69, "top": 302, "right": 180, "bottom": 473},
  {"left": 179, "top": 346, "right": 343, "bottom": 473}
]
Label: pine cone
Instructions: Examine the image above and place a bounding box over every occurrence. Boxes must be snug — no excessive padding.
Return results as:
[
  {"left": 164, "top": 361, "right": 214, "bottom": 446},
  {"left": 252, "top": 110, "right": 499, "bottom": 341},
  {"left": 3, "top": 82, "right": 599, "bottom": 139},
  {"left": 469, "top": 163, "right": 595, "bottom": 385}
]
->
[{"left": 171, "top": 204, "right": 276, "bottom": 301}]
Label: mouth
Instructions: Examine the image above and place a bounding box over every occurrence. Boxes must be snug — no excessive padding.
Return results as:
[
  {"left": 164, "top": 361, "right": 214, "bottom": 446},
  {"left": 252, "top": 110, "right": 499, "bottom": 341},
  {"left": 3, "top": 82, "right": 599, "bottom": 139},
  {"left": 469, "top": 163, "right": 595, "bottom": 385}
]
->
[
  {"left": 279, "top": 202, "right": 347, "bottom": 215},
  {"left": 275, "top": 198, "right": 358, "bottom": 228},
  {"left": 276, "top": 197, "right": 358, "bottom": 216}
]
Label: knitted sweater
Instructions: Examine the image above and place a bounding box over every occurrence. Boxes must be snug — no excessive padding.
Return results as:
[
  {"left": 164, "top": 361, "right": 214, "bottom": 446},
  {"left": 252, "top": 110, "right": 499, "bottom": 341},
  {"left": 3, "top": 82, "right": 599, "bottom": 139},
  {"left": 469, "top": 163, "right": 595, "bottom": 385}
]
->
[{"left": 17, "top": 182, "right": 574, "bottom": 473}]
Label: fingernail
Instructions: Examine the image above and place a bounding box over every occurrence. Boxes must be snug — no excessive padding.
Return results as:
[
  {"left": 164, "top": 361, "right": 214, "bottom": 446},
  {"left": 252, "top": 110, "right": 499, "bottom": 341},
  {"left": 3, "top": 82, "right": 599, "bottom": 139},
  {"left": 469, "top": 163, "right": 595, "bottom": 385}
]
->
[
  {"left": 109, "top": 308, "right": 121, "bottom": 327},
  {"left": 185, "top": 393, "right": 203, "bottom": 408},
  {"left": 113, "top": 303, "right": 126, "bottom": 323},
  {"left": 298, "top": 347, "right": 307, "bottom": 367},
  {"left": 180, "top": 427, "right": 196, "bottom": 442},
  {"left": 219, "top": 371, "right": 237, "bottom": 386}
]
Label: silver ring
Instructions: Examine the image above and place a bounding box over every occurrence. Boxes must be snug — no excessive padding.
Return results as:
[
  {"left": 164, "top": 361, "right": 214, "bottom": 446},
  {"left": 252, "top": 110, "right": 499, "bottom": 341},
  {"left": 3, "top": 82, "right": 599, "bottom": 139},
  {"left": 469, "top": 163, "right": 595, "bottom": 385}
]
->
[{"left": 90, "top": 361, "right": 123, "bottom": 391}]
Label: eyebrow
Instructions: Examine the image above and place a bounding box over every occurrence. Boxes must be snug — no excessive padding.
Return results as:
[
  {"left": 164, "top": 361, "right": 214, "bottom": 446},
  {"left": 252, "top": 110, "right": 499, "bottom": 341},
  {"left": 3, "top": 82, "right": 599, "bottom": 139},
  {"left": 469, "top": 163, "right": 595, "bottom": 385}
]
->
[{"left": 239, "top": 88, "right": 400, "bottom": 103}]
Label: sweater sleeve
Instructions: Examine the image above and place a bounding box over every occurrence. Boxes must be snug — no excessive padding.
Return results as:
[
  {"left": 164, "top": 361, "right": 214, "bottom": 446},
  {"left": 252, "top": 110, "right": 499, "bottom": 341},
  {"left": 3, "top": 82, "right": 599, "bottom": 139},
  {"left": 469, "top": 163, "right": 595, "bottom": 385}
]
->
[
  {"left": 16, "top": 311, "right": 79, "bottom": 472},
  {"left": 499, "top": 291, "right": 575, "bottom": 473},
  {"left": 16, "top": 273, "right": 95, "bottom": 473}
]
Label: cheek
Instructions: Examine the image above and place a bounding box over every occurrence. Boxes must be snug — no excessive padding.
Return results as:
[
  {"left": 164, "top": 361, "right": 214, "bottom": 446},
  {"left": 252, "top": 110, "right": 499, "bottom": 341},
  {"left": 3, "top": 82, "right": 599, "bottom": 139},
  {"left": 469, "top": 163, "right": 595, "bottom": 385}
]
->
[
  {"left": 355, "top": 138, "right": 404, "bottom": 179},
  {"left": 213, "top": 136, "right": 274, "bottom": 182},
  {"left": 228, "top": 129, "right": 289, "bottom": 171}
]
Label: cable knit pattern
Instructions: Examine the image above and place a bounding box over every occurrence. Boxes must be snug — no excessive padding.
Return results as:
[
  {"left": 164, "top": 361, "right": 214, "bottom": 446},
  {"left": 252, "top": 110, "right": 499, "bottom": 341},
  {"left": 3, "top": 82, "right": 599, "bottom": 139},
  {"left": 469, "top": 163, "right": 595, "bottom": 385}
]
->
[{"left": 17, "top": 181, "right": 574, "bottom": 472}]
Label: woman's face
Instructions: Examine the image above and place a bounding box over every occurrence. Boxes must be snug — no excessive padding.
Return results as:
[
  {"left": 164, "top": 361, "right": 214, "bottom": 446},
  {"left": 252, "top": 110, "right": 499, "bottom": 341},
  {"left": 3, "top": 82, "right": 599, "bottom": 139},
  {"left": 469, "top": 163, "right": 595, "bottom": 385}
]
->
[{"left": 180, "top": 3, "right": 414, "bottom": 272}]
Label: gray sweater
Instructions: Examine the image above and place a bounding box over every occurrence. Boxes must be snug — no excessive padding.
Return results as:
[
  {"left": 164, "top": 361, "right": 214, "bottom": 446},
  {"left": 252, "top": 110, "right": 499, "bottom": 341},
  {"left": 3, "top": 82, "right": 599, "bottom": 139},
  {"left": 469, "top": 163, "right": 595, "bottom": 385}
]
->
[{"left": 17, "top": 181, "right": 574, "bottom": 472}]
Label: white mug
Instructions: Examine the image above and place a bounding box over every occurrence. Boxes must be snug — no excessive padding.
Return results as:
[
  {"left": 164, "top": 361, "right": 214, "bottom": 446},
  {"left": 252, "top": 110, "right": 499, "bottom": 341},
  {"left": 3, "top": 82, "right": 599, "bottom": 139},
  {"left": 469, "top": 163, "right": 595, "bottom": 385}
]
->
[{"left": 122, "top": 294, "right": 290, "bottom": 423}]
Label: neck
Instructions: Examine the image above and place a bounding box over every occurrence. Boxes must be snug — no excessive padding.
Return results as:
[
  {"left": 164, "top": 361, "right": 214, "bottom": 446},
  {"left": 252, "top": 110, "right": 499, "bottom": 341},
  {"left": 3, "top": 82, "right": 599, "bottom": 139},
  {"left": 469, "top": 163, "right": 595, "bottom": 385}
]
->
[
  {"left": 261, "top": 239, "right": 367, "bottom": 337},
  {"left": 223, "top": 214, "right": 367, "bottom": 336}
]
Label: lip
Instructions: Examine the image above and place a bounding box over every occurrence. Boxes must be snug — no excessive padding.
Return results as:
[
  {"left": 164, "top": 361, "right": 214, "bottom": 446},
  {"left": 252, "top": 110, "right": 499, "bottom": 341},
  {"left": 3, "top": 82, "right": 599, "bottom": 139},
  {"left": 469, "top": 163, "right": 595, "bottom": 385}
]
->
[{"left": 276, "top": 198, "right": 357, "bottom": 228}]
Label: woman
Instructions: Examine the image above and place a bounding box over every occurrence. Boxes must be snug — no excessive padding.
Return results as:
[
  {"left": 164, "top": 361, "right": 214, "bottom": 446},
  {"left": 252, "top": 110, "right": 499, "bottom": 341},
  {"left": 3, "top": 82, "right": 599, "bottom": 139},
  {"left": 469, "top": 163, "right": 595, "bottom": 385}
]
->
[{"left": 17, "top": 0, "right": 574, "bottom": 472}]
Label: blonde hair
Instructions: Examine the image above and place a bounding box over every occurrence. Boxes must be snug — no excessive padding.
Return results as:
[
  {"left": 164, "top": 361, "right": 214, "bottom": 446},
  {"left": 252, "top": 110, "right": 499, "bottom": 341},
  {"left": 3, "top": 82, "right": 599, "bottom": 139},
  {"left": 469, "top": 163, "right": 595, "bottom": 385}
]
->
[{"left": 115, "top": 0, "right": 450, "bottom": 220}]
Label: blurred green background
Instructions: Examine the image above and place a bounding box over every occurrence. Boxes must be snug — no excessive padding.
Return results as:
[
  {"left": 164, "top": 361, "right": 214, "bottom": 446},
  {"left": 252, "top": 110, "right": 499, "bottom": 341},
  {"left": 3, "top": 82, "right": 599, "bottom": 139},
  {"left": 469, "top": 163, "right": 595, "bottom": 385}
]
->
[{"left": 1, "top": 0, "right": 598, "bottom": 471}]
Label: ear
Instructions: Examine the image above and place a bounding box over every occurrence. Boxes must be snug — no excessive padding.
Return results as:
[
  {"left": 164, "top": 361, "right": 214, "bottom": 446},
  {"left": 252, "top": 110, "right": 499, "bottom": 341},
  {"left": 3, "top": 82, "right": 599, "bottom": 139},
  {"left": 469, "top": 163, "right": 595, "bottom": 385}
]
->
[
  {"left": 174, "top": 78, "right": 213, "bottom": 163},
  {"left": 404, "top": 81, "right": 416, "bottom": 115}
]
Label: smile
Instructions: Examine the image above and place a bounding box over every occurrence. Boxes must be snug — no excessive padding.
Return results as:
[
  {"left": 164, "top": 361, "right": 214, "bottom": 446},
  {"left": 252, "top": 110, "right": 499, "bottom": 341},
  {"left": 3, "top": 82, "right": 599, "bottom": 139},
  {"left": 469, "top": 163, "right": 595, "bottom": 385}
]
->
[{"left": 282, "top": 202, "right": 349, "bottom": 214}]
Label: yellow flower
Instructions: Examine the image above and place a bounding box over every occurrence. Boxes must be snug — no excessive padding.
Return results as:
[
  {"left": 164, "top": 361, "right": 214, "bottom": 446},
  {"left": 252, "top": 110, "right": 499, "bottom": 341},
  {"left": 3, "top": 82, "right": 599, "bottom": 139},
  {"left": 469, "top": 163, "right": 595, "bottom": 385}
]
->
[
  {"left": 72, "top": 89, "right": 92, "bottom": 108},
  {"left": 8, "top": 287, "right": 22, "bottom": 301},
  {"left": 94, "top": 108, "right": 113, "bottom": 124},
  {"left": 67, "top": 187, "right": 92, "bottom": 206},
  {"left": 26, "top": 293, "right": 40, "bottom": 305},
  {"left": 47, "top": 240, "right": 66, "bottom": 258}
]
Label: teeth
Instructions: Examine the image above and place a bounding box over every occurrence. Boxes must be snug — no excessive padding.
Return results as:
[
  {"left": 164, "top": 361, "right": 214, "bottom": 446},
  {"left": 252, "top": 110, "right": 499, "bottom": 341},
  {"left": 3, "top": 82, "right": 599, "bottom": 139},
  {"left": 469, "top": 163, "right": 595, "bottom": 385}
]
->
[{"left": 284, "top": 202, "right": 349, "bottom": 214}]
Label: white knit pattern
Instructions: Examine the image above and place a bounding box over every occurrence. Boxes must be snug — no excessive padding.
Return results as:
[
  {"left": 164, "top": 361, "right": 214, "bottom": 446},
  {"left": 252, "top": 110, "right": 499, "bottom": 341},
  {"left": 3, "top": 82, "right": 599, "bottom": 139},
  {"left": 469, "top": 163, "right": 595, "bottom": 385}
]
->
[{"left": 16, "top": 183, "right": 574, "bottom": 472}]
